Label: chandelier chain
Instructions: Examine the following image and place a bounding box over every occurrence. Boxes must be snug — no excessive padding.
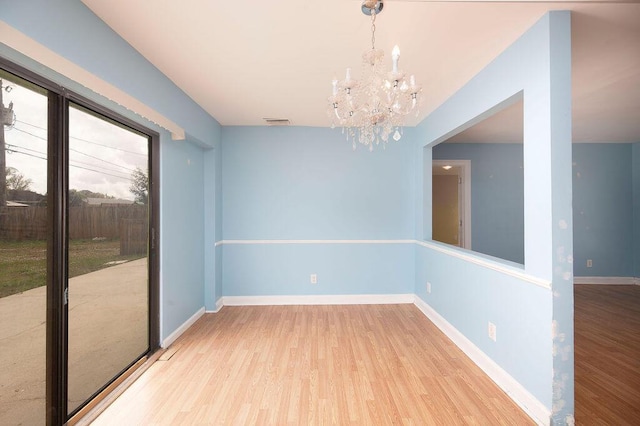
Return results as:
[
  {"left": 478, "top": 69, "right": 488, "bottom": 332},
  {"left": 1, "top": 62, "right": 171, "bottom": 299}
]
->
[{"left": 371, "top": 10, "right": 376, "bottom": 50}]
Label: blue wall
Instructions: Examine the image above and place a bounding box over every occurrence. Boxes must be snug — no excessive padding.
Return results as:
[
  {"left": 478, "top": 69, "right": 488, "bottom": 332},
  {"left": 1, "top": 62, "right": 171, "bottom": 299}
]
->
[
  {"left": 221, "top": 126, "right": 416, "bottom": 296},
  {"left": 161, "top": 139, "right": 205, "bottom": 333},
  {"left": 573, "top": 144, "right": 634, "bottom": 277},
  {"left": 223, "top": 243, "right": 414, "bottom": 296},
  {"left": 1, "top": 0, "right": 223, "bottom": 341},
  {"left": 203, "top": 148, "right": 216, "bottom": 311},
  {"left": 433, "top": 143, "right": 524, "bottom": 264},
  {"left": 414, "top": 245, "right": 552, "bottom": 405},
  {"left": 434, "top": 143, "right": 638, "bottom": 277},
  {"left": 222, "top": 127, "right": 415, "bottom": 240},
  {"left": 215, "top": 138, "right": 224, "bottom": 304}
]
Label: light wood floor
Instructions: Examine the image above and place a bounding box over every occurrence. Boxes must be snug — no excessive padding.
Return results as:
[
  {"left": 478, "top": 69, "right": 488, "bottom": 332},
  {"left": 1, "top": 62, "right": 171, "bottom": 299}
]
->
[
  {"left": 91, "top": 304, "right": 532, "bottom": 425},
  {"left": 574, "top": 285, "right": 640, "bottom": 425}
]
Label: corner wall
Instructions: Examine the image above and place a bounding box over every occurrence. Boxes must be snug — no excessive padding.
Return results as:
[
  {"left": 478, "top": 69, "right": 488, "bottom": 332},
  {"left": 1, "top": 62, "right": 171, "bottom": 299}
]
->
[
  {"left": 0, "top": 0, "right": 223, "bottom": 342},
  {"left": 414, "top": 12, "right": 573, "bottom": 424},
  {"left": 220, "top": 126, "right": 416, "bottom": 299}
]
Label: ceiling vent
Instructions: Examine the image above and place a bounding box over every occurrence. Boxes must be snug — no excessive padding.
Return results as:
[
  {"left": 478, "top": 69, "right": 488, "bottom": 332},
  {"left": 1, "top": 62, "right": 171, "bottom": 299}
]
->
[{"left": 263, "top": 118, "right": 291, "bottom": 126}]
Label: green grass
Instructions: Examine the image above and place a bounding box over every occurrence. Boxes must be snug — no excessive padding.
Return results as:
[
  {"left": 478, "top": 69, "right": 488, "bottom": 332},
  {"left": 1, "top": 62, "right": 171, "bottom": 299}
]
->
[{"left": 0, "top": 239, "right": 144, "bottom": 298}]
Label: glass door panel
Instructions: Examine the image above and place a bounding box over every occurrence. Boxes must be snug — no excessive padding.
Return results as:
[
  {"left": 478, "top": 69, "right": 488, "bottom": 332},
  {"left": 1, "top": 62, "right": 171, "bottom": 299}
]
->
[
  {"left": 0, "top": 72, "right": 48, "bottom": 425},
  {"left": 67, "top": 104, "right": 149, "bottom": 414}
]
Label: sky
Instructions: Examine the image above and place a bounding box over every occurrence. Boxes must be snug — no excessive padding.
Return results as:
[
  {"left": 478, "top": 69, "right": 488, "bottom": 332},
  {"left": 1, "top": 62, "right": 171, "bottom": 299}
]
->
[{"left": 2, "top": 73, "right": 148, "bottom": 201}]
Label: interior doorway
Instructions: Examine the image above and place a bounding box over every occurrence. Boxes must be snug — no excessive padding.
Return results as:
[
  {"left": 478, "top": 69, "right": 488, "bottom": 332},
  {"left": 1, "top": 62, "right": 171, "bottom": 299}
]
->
[{"left": 432, "top": 160, "right": 471, "bottom": 249}]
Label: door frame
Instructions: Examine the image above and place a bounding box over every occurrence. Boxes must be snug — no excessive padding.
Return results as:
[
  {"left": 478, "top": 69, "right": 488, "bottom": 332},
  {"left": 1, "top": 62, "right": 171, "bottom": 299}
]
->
[
  {"left": 0, "top": 58, "right": 160, "bottom": 425},
  {"left": 63, "top": 90, "right": 161, "bottom": 354},
  {"left": 63, "top": 91, "right": 161, "bottom": 421},
  {"left": 432, "top": 160, "right": 472, "bottom": 249}
]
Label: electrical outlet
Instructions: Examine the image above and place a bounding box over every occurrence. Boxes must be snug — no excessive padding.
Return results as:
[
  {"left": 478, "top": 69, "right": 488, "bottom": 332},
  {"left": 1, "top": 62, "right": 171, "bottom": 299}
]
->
[
  {"left": 586, "top": 259, "right": 593, "bottom": 268},
  {"left": 426, "top": 282, "right": 431, "bottom": 294},
  {"left": 488, "top": 322, "right": 497, "bottom": 342},
  {"left": 310, "top": 274, "right": 317, "bottom": 284}
]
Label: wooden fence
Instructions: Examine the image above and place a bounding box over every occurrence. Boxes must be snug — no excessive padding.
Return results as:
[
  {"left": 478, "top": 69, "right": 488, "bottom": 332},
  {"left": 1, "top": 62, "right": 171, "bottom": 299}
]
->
[
  {"left": 0, "top": 204, "right": 148, "bottom": 241},
  {"left": 120, "top": 218, "right": 148, "bottom": 255},
  {"left": 0, "top": 206, "right": 47, "bottom": 240}
]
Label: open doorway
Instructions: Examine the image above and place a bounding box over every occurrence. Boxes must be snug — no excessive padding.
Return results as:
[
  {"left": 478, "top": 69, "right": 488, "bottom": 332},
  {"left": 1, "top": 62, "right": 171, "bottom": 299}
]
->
[{"left": 432, "top": 160, "right": 471, "bottom": 249}]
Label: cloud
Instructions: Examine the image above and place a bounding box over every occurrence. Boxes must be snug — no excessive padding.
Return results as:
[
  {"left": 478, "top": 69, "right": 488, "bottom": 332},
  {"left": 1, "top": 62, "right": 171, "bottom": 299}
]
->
[{"left": 4, "top": 78, "right": 148, "bottom": 200}]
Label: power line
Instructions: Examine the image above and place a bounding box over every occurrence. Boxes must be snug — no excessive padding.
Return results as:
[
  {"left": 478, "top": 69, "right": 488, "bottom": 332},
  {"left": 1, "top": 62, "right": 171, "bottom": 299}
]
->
[
  {"left": 10, "top": 126, "right": 139, "bottom": 173},
  {"left": 69, "top": 147, "right": 137, "bottom": 174},
  {"left": 8, "top": 126, "right": 46, "bottom": 142},
  {"left": 71, "top": 133, "right": 147, "bottom": 157},
  {"left": 6, "top": 142, "right": 133, "bottom": 178},
  {"left": 5, "top": 147, "right": 46, "bottom": 162},
  {"left": 6, "top": 148, "right": 133, "bottom": 181},
  {"left": 15, "top": 119, "right": 147, "bottom": 156},
  {"left": 5, "top": 143, "right": 45, "bottom": 157},
  {"left": 69, "top": 163, "right": 132, "bottom": 181}
]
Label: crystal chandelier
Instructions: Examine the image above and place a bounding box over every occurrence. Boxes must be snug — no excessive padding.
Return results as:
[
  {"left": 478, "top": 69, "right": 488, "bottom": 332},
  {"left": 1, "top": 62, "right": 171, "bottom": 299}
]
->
[{"left": 328, "top": 0, "right": 422, "bottom": 151}]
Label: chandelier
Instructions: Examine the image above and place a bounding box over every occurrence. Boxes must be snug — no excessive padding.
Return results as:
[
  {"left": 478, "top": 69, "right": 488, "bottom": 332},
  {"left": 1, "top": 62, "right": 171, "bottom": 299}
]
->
[{"left": 328, "top": 0, "right": 422, "bottom": 151}]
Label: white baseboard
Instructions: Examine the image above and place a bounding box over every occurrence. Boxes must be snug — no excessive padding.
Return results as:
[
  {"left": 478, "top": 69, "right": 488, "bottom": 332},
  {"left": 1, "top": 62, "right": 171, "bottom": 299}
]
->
[
  {"left": 574, "top": 276, "right": 639, "bottom": 285},
  {"left": 161, "top": 307, "right": 205, "bottom": 348},
  {"left": 222, "top": 293, "right": 414, "bottom": 306},
  {"left": 205, "top": 298, "right": 224, "bottom": 314},
  {"left": 413, "top": 296, "right": 550, "bottom": 426}
]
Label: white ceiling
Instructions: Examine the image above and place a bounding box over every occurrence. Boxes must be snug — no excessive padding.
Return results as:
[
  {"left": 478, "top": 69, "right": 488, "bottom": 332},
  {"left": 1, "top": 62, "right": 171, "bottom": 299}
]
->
[
  {"left": 447, "top": 101, "right": 524, "bottom": 143},
  {"left": 81, "top": 0, "right": 640, "bottom": 143}
]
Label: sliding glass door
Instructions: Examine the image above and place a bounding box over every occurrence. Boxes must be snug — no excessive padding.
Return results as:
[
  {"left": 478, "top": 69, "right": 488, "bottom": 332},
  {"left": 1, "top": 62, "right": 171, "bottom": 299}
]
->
[
  {"left": 0, "top": 62, "right": 159, "bottom": 425},
  {"left": 0, "top": 70, "right": 49, "bottom": 426},
  {"left": 66, "top": 104, "right": 152, "bottom": 415}
]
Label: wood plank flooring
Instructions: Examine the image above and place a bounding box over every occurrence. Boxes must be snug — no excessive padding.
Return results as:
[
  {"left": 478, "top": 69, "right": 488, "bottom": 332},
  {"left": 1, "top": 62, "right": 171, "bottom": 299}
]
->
[
  {"left": 91, "top": 304, "right": 533, "bottom": 425},
  {"left": 574, "top": 285, "right": 640, "bottom": 425}
]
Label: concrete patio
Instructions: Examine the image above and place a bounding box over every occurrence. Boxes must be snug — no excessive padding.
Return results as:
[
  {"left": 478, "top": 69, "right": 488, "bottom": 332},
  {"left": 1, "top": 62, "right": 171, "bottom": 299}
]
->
[{"left": 0, "top": 258, "right": 148, "bottom": 425}]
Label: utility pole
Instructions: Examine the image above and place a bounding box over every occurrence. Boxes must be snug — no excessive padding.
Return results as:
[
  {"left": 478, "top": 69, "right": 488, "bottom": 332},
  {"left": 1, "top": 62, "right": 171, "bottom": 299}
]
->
[
  {"left": 0, "top": 79, "right": 15, "bottom": 207},
  {"left": 0, "top": 79, "right": 6, "bottom": 207}
]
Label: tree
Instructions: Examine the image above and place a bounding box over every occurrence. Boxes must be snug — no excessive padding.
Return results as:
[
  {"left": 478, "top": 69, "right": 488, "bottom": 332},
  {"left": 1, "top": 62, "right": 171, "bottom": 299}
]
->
[
  {"left": 129, "top": 167, "right": 148, "bottom": 204},
  {"left": 5, "top": 167, "right": 32, "bottom": 191},
  {"left": 68, "top": 189, "right": 86, "bottom": 207}
]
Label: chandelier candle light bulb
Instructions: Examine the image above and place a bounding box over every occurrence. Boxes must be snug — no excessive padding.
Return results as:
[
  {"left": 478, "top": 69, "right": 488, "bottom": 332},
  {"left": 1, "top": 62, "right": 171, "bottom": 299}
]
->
[
  {"left": 328, "top": 0, "right": 422, "bottom": 151},
  {"left": 392, "top": 45, "right": 400, "bottom": 74}
]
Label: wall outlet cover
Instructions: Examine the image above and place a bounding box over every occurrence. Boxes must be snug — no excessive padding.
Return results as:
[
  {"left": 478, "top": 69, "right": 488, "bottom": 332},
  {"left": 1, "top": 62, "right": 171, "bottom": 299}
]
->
[{"left": 488, "top": 322, "right": 497, "bottom": 342}]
